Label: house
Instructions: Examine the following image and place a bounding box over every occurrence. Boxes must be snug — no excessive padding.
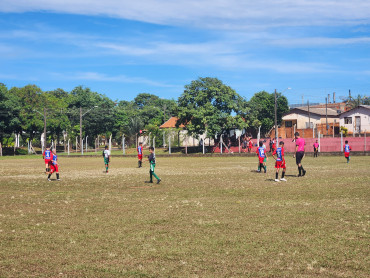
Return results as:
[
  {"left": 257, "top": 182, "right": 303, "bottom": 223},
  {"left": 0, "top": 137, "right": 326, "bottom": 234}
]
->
[
  {"left": 339, "top": 105, "right": 370, "bottom": 135},
  {"left": 159, "top": 116, "right": 210, "bottom": 147},
  {"left": 270, "top": 106, "right": 341, "bottom": 138}
]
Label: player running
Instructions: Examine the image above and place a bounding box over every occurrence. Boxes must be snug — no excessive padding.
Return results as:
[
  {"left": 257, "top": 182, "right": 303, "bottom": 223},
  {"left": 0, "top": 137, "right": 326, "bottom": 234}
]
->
[
  {"left": 256, "top": 141, "right": 268, "bottom": 173},
  {"left": 344, "top": 140, "right": 352, "bottom": 163},
  {"left": 137, "top": 142, "right": 143, "bottom": 168},
  {"left": 43, "top": 147, "right": 52, "bottom": 174},
  {"left": 146, "top": 147, "right": 161, "bottom": 184},
  {"left": 103, "top": 145, "right": 110, "bottom": 173},
  {"left": 47, "top": 149, "right": 60, "bottom": 181},
  {"left": 272, "top": 141, "right": 287, "bottom": 182}
]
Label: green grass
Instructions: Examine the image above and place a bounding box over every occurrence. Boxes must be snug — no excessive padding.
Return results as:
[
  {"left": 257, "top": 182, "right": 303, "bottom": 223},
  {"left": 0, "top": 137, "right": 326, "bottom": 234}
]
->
[{"left": 0, "top": 155, "right": 369, "bottom": 277}]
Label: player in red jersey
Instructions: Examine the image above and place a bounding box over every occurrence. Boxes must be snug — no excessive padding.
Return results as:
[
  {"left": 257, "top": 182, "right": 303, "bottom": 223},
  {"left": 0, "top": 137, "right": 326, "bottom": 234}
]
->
[
  {"left": 256, "top": 141, "right": 268, "bottom": 173},
  {"left": 137, "top": 142, "right": 143, "bottom": 168},
  {"left": 272, "top": 141, "right": 287, "bottom": 182},
  {"left": 271, "top": 138, "right": 276, "bottom": 152},
  {"left": 248, "top": 139, "right": 253, "bottom": 153},
  {"left": 343, "top": 140, "right": 352, "bottom": 163},
  {"left": 47, "top": 149, "right": 60, "bottom": 181},
  {"left": 42, "top": 147, "right": 52, "bottom": 174}
]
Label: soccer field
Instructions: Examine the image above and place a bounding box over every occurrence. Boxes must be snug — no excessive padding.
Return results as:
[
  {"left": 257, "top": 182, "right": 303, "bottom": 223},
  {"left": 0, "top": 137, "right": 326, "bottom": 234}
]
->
[{"left": 0, "top": 155, "right": 369, "bottom": 277}]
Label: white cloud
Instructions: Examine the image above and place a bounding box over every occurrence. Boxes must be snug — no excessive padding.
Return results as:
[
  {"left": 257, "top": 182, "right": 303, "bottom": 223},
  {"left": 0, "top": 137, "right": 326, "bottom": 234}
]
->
[
  {"left": 268, "top": 37, "right": 370, "bottom": 47},
  {"left": 1, "top": 0, "right": 370, "bottom": 29},
  {"left": 50, "top": 71, "right": 175, "bottom": 87}
]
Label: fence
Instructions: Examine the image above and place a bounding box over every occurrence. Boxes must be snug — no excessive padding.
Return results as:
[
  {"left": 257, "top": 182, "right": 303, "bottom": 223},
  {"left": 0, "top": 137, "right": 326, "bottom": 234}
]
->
[{"left": 272, "top": 137, "right": 369, "bottom": 153}]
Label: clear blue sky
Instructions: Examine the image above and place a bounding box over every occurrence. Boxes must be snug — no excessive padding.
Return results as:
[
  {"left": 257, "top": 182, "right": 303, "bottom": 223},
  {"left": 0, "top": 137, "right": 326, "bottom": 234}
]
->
[{"left": 1, "top": 0, "right": 369, "bottom": 105}]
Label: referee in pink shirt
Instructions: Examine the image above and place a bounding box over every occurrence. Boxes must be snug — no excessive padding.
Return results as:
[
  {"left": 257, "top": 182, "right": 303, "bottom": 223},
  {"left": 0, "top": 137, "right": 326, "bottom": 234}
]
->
[{"left": 293, "top": 132, "right": 306, "bottom": 177}]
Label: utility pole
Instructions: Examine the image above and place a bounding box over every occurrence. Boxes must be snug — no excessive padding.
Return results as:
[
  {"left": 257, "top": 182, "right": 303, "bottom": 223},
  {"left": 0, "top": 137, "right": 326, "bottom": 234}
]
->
[
  {"left": 43, "top": 107, "right": 47, "bottom": 150},
  {"left": 274, "top": 89, "right": 278, "bottom": 145},
  {"left": 326, "top": 97, "right": 328, "bottom": 135},
  {"left": 80, "top": 107, "right": 83, "bottom": 154},
  {"left": 307, "top": 100, "right": 310, "bottom": 130}
]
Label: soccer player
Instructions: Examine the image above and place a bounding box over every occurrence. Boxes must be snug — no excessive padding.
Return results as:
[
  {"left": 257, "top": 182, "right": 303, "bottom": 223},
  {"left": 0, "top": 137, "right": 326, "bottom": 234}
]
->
[
  {"left": 47, "top": 149, "right": 60, "bottom": 181},
  {"left": 147, "top": 147, "right": 161, "bottom": 184},
  {"left": 248, "top": 139, "right": 253, "bottom": 153},
  {"left": 103, "top": 145, "right": 110, "bottom": 173},
  {"left": 258, "top": 140, "right": 268, "bottom": 172},
  {"left": 137, "top": 142, "right": 143, "bottom": 168},
  {"left": 42, "top": 147, "right": 52, "bottom": 174},
  {"left": 272, "top": 141, "right": 287, "bottom": 182},
  {"left": 256, "top": 141, "right": 268, "bottom": 173},
  {"left": 313, "top": 140, "right": 319, "bottom": 158},
  {"left": 271, "top": 138, "right": 276, "bottom": 153},
  {"left": 344, "top": 140, "right": 352, "bottom": 163},
  {"left": 293, "top": 132, "right": 306, "bottom": 177}
]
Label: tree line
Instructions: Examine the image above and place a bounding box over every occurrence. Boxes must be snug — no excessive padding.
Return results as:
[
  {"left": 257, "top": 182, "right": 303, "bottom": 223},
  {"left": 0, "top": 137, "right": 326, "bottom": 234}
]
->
[{"left": 0, "top": 77, "right": 290, "bottom": 149}]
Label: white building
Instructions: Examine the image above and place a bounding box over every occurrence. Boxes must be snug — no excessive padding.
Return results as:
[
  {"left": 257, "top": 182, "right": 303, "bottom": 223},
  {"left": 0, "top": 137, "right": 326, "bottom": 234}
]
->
[
  {"left": 339, "top": 105, "right": 370, "bottom": 135},
  {"left": 282, "top": 107, "right": 340, "bottom": 129}
]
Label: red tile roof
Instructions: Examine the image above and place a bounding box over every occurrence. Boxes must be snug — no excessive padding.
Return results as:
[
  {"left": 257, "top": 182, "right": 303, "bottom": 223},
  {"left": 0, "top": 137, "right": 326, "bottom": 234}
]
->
[{"left": 159, "top": 116, "right": 185, "bottom": 129}]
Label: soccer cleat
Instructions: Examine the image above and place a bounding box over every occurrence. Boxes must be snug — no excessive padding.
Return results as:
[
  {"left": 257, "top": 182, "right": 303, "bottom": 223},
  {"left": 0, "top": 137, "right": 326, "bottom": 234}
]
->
[
  {"left": 57, "top": 179, "right": 61, "bottom": 181},
  {"left": 302, "top": 170, "right": 306, "bottom": 176},
  {"left": 280, "top": 178, "right": 287, "bottom": 182},
  {"left": 157, "top": 179, "right": 161, "bottom": 184},
  {"left": 274, "top": 179, "right": 280, "bottom": 182},
  {"left": 48, "top": 178, "right": 51, "bottom": 181}
]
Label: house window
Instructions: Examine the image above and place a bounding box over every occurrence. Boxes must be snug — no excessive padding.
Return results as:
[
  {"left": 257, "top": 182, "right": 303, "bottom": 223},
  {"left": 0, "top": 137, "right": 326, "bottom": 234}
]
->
[
  {"left": 285, "top": 121, "right": 292, "bottom": 127},
  {"left": 344, "top": 117, "right": 352, "bottom": 124}
]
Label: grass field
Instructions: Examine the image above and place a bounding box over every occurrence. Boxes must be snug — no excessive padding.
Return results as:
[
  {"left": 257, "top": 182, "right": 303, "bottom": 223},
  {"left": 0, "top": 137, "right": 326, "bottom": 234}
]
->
[{"left": 0, "top": 154, "right": 369, "bottom": 277}]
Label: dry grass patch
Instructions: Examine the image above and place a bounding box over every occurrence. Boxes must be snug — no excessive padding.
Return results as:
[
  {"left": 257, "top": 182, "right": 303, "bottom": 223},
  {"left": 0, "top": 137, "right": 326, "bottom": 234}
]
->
[{"left": 0, "top": 155, "right": 369, "bottom": 277}]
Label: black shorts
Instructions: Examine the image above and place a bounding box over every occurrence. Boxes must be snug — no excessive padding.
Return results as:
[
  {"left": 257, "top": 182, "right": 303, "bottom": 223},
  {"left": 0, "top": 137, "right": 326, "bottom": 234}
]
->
[{"left": 296, "top": 151, "right": 304, "bottom": 165}]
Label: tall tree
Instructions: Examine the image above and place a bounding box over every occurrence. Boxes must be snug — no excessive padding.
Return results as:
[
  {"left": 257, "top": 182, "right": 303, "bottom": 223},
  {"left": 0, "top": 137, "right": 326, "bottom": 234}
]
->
[
  {"left": 9, "top": 85, "right": 45, "bottom": 141},
  {"left": 177, "top": 77, "right": 248, "bottom": 137},
  {"left": 247, "top": 91, "right": 289, "bottom": 137},
  {"left": 0, "top": 83, "right": 21, "bottom": 143}
]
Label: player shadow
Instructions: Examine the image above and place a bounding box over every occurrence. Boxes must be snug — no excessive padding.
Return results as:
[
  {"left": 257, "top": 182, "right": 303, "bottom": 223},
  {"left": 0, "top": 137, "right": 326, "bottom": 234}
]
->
[{"left": 285, "top": 174, "right": 299, "bottom": 177}]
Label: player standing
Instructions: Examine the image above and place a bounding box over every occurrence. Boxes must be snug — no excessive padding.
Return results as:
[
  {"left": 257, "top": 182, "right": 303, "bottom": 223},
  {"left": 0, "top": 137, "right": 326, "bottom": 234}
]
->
[
  {"left": 256, "top": 141, "right": 268, "bottom": 173},
  {"left": 43, "top": 146, "right": 52, "bottom": 174},
  {"left": 272, "top": 141, "right": 287, "bottom": 182},
  {"left": 147, "top": 147, "right": 161, "bottom": 184},
  {"left": 271, "top": 138, "right": 276, "bottom": 153},
  {"left": 137, "top": 142, "right": 143, "bottom": 168},
  {"left": 103, "top": 145, "right": 110, "bottom": 173},
  {"left": 248, "top": 139, "right": 253, "bottom": 153},
  {"left": 293, "top": 132, "right": 306, "bottom": 177},
  {"left": 344, "top": 140, "right": 352, "bottom": 163},
  {"left": 47, "top": 149, "right": 60, "bottom": 181},
  {"left": 313, "top": 140, "right": 319, "bottom": 158}
]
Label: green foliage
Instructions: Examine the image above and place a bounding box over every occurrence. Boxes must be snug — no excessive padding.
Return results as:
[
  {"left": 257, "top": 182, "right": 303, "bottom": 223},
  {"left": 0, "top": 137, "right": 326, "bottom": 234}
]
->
[
  {"left": 177, "top": 77, "right": 249, "bottom": 137},
  {"left": 345, "top": 94, "right": 370, "bottom": 109},
  {"left": 0, "top": 83, "right": 21, "bottom": 141},
  {"left": 1, "top": 81, "right": 292, "bottom": 147},
  {"left": 340, "top": 126, "right": 348, "bottom": 137},
  {"left": 247, "top": 91, "right": 289, "bottom": 136}
]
